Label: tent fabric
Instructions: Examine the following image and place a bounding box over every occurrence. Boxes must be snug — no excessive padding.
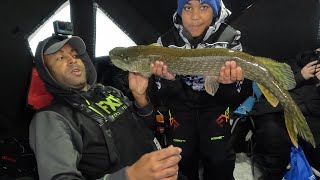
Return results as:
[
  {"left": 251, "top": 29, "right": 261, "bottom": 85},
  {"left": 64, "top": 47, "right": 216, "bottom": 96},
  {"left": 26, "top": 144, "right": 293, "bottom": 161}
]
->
[{"left": 0, "top": 0, "right": 319, "bottom": 138}]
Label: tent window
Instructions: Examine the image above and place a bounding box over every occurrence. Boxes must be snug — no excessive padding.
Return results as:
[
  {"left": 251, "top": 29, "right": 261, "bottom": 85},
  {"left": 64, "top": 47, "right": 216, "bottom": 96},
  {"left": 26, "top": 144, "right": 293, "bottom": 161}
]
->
[
  {"left": 28, "top": 1, "right": 71, "bottom": 56},
  {"left": 27, "top": 2, "right": 136, "bottom": 57},
  {"left": 95, "top": 7, "right": 136, "bottom": 57}
]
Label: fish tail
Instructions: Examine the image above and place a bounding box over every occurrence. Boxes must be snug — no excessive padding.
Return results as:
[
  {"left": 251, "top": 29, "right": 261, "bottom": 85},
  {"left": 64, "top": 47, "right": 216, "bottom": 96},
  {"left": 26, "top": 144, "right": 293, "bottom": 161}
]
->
[{"left": 284, "top": 104, "right": 316, "bottom": 148}]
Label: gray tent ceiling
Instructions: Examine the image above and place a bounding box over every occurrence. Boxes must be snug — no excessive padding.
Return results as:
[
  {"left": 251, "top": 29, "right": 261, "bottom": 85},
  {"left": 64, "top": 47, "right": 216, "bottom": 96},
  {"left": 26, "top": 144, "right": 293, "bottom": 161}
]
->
[{"left": 0, "top": 0, "right": 319, "bottom": 137}]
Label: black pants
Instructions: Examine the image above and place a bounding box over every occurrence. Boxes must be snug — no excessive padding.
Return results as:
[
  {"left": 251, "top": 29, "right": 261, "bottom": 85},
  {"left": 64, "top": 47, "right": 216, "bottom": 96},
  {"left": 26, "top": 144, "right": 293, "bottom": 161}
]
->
[
  {"left": 169, "top": 109, "right": 235, "bottom": 180},
  {"left": 253, "top": 112, "right": 320, "bottom": 179},
  {"left": 252, "top": 112, "right": 292, "bottom": 180},
  {"left": 300, "top": 115, "right": 320, "bottom": 172}
]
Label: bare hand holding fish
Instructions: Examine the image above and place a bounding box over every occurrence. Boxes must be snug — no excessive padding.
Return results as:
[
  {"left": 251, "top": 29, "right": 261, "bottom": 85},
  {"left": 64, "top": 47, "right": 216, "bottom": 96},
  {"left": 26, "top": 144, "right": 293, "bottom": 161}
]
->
[{"left": 151, "top": 61, "right": 177, "bottom": 80}]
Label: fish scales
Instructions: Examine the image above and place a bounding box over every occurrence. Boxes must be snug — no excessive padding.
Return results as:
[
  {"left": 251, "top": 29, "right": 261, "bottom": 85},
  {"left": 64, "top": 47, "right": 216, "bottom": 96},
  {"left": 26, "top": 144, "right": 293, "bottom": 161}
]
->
[{"left": 109, "top": 45, "right": 316, "bottom": 147}]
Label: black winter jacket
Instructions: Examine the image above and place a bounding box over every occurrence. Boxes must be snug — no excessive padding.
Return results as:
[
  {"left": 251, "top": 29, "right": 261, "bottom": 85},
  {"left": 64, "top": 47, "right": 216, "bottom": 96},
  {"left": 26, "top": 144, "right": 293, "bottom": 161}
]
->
[
  {"left": 153, "top": 10, "right": 252, "bottom": 112},
  {"left": 288, "top": 50, "right": 320, "bottom": 117},
  {"left": 30, "top": 85, "right": 157, "bottom": 180},
  {"left": 30, "top": 35, "right": 158, "bottom": 180}
]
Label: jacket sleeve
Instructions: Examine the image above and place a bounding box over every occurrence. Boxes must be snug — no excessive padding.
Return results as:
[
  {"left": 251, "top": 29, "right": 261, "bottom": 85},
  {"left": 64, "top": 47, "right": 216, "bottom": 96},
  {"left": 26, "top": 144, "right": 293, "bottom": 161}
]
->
[
  {"left": 216, "top": 78, "right": 253, "bottom": 99},
  {"left": 294, "top": 71, "right": 307, "bottom": 88},
  {"left": 134, "top": 98, "right": 157, "bottom": 129},
  {"left": 29, "top": 111, "right": 129, "bottom": 180},
  {"left": 287, "top": 56, "right": 308, "bottom": 89},
  {"left": 153, "top": 76, "right": 185, "bottom": 97},
  {"left": 108, "top": 86, "right": 157, "bottom": 129}
]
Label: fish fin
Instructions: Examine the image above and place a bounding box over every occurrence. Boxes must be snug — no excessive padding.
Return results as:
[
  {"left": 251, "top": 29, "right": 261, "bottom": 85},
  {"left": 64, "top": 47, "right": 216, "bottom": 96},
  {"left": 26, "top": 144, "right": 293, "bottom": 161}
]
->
[
  {"left": 148, "top": 43, "right": 161, "bottom": 46},
  {"left": 257, "top": 83, "right": 279, "bottom": 107},
  {"left": 284, "top": 110, "right": 299, "bottom": 148},
  {"left": 284, "top": 104, "right": 316, "bottom": 148},
  {"left": 254, "top": 57, "right": 296, "bottom": 90},
  {"left": 204, "top": 76, "right": 219, "bottom": 96}
]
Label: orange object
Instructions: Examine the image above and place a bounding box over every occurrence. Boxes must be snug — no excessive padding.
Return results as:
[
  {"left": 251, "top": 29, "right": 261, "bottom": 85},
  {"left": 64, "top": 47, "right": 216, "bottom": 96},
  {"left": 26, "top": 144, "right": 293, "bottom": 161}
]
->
[{"left": 156, "top": 114, "right": 164, "bottom": 123}]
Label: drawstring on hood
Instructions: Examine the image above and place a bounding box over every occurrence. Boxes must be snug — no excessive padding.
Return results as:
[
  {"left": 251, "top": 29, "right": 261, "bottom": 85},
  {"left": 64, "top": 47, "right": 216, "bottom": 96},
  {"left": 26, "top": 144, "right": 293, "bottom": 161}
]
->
[{"left": 34, "top": 35, "right": 97, "bottom": 97}]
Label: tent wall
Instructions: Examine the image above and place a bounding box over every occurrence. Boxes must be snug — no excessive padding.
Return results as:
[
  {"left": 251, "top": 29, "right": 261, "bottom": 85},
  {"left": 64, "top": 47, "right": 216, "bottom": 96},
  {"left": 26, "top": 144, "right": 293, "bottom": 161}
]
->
[{"left": 0, "top": 0, "right": 319, "bottom": 137}]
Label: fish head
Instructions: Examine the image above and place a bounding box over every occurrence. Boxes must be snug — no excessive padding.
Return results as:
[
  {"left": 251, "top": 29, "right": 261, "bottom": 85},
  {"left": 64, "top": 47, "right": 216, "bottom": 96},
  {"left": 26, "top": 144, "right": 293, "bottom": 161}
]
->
[
  {"left": 109, "top": 46, "right": 153, "bottom": 76},
  {"left": 109, "top": 47, "right": 133, "bottom": 71}
]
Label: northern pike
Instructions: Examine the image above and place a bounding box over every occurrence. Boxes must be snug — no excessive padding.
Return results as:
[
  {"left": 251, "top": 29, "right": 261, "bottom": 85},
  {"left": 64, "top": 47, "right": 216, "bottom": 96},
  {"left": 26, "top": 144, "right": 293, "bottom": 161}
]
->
[{"left": 109, "top": 45, "right": 316, "bottom": 147}]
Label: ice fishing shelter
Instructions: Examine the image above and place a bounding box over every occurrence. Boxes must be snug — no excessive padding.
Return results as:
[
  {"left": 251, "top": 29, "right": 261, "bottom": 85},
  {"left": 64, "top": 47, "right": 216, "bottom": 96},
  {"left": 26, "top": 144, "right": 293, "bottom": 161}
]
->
[{"left": 0, "top": 0, "right": 319, "bottom": 139}]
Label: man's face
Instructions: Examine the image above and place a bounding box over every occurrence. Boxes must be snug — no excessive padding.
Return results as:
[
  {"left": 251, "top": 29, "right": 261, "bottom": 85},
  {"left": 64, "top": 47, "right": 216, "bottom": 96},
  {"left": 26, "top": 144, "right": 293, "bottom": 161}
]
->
[
  {"left": 181, "top": 0, "right": 214, "bottom": 38},
  {"left": 44, "top": 43, "right": 87, "bottom": 90}
]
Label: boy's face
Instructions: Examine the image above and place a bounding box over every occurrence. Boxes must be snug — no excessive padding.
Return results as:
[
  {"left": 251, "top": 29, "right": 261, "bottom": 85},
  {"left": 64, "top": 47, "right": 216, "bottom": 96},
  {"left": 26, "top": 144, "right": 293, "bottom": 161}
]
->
[
  {"left": 181, "top": 0, "right": 214, "bottom": 38},
  {"left": 44, "top": 43, "right": 88, "bottom": 91}
]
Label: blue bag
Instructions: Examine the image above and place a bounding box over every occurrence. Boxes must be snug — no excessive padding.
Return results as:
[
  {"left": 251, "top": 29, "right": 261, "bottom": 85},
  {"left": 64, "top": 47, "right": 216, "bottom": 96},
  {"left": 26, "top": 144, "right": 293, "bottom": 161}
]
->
[
  {"left": 283, "top": 146, "right": 316, "bottom": 180},
  {"left": 234, "top": 82, "right": 262, "bottom": 116}
]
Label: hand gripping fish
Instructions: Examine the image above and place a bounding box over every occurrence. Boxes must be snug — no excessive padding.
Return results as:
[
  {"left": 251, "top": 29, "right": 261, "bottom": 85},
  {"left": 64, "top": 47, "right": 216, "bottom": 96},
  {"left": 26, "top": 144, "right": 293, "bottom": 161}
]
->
[{"left": 109, "top": 45, "right": 316, "bottom": 148}]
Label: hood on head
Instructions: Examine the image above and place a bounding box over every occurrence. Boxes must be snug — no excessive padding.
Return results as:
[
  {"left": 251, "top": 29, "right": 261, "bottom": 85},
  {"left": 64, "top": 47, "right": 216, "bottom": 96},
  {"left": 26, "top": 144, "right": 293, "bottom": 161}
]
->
[
  {"left": 177, "top": 0, "right": 221, "bottom": 17},
  {"left": 34, "top": 35, "right": 97, "bottom": 97}
]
